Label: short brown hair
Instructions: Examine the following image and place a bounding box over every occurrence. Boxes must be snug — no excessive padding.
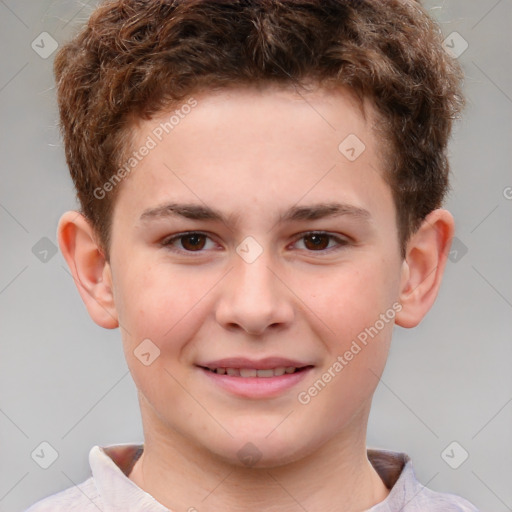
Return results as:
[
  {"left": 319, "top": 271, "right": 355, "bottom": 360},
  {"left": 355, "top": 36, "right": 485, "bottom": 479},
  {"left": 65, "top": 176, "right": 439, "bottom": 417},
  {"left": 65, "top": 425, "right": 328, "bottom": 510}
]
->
[{"left": 54, "top": 0, "right": 464, "bottom": 258}]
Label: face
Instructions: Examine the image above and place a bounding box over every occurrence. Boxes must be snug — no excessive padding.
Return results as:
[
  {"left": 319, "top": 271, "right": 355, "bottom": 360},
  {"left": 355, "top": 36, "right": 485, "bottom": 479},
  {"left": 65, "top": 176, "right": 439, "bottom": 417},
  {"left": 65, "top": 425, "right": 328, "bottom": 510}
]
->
[{"left": 107, "top": 85, "right": 405, "bottom": 467}]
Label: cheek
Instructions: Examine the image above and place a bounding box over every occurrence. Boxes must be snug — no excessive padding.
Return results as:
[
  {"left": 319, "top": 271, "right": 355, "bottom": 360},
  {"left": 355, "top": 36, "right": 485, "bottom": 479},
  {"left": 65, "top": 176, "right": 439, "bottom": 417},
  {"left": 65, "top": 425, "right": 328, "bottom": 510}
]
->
[
  {"left": 294, "top": 256, "right": 399, "bottom": 398},
  {"left": 115, "top": 264, "right": 208, "bottom": 403},
  {"left": 294, "top": 264, "right": 396, "bottom": 428},
  {"left": 114, "top": 260, "right": 216, "bottom": 350},
  {"left": 304, "top": 257, "right": 400, "bottom": 340}
]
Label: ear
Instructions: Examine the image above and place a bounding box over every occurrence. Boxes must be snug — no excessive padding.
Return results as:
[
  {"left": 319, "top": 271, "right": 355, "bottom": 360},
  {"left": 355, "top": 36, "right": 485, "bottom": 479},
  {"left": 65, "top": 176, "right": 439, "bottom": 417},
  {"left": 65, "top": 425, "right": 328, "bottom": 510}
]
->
[
  {"left": 395, "top": 209, "right": 455, "bottom": 328},
  {"left": 57, "top": 211, "right": 119, "bottom": 329}
]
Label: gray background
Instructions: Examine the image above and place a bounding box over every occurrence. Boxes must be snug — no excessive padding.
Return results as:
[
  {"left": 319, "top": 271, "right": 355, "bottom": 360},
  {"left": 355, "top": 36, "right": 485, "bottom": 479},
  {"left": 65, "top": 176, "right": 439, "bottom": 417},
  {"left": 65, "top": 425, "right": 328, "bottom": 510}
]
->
[{"left": 1, "top": 1, "right": 511, "bottom": 511}]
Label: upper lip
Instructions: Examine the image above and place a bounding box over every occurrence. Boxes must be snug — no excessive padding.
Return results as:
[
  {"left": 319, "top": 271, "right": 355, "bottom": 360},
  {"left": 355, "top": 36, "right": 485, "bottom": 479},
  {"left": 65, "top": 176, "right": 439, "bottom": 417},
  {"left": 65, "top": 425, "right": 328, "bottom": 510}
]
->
[{"left": 197, "top": 357, "right": 313, "bottom": 370}]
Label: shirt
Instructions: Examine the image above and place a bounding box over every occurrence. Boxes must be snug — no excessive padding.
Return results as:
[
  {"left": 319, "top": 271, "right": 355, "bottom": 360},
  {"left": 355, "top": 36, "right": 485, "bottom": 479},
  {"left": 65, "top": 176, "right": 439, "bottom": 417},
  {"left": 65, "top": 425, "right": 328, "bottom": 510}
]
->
[{"left": 25, "top": 444, "right": 480, "bottom": 511}]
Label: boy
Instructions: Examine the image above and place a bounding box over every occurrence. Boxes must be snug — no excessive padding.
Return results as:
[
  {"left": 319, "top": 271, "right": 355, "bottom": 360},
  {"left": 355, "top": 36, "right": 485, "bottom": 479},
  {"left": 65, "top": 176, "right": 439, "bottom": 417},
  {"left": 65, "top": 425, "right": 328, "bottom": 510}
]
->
[{"left": 26, "top": 0, "right": 479, "bottom": 510}]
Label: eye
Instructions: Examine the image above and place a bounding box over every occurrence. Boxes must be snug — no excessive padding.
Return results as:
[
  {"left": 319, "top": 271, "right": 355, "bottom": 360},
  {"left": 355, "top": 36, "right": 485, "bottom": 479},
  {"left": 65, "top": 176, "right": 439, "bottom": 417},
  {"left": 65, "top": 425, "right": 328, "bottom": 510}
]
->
[
  {"left": 161, "top": 232, "right": 217, "bottom": 253},
  {"left": 161, "top": 231, "right": 349, "bottom": 255},
  {"left": 293, "top": 232, "right": 349, "bottom": 252}
]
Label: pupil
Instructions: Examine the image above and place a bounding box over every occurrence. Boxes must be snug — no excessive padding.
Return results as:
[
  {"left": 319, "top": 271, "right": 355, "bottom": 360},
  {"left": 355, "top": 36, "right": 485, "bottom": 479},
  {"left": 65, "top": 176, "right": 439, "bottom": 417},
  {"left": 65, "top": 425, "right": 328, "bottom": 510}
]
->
[{"left": 182, "top": 234, "right": 205, "bottom": 251}]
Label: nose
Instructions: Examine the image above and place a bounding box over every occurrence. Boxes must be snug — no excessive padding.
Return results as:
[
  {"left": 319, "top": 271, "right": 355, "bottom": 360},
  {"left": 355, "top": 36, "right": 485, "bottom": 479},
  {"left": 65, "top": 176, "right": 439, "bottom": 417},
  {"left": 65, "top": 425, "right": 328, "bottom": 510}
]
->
[{"left": 215, "top": 251, "right": 295, "bottom": 336}]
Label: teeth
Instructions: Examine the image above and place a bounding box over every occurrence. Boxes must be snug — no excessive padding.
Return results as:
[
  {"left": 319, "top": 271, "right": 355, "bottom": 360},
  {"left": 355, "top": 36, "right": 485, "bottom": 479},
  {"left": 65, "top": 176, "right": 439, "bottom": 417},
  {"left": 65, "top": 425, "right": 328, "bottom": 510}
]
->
[
  {"left": 240, "top": 368, "right": 257, "bottom": 377},
  {"left": 210, "top": 366, "right": 300, "bottom": 377},
  {"left": 256, "top": 369, "right": 274, "bottom": 378}
]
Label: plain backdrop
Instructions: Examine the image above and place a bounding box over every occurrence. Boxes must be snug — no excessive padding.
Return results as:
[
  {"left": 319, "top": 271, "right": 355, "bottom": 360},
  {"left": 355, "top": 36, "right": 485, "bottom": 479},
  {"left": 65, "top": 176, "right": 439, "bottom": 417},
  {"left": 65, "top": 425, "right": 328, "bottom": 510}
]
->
[{"left": 1, "top": 1, "right": 511, "bottom": 511}]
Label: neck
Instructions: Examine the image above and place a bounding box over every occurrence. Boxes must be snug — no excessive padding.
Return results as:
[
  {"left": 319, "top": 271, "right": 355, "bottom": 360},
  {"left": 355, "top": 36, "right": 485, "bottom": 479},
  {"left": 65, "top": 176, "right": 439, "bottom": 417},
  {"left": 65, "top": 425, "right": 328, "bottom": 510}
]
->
[{"left": 128, "top": 403, "right": 390, "bottom": 512}]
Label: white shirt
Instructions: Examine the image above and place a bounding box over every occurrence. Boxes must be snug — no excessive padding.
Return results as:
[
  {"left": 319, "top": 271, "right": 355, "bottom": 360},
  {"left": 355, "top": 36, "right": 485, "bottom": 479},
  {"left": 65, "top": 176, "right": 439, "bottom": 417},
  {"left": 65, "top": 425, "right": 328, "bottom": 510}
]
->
[{"left": 25, "top": 444, "right": 480, "bottom": 511}]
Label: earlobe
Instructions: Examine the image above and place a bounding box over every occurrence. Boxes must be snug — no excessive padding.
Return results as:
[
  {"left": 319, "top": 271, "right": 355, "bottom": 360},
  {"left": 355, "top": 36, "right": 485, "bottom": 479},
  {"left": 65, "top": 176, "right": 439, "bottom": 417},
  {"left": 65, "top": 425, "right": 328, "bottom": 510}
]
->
[
  {"left": 395, "top": 209, "right": 455, "bottom": 329},
  {"left": 57, "top": 211, "right": 119, "bottom": 329}
]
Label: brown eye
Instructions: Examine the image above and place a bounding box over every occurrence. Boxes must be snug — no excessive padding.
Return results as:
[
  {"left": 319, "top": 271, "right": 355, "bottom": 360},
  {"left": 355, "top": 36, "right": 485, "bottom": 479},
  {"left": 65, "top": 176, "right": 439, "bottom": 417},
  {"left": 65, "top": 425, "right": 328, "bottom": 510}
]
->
[
  {"left": 180, "top": 233, "right": 207, "bottom": 251},
  {"left": 294, "top": 232, "right": 349, "bottom": 253},
  {"left": 303, "top": 233, "right": 331, "bottom": 250},
  {"left": 162, "top": 232, "right": 215, "bottom": 253}
]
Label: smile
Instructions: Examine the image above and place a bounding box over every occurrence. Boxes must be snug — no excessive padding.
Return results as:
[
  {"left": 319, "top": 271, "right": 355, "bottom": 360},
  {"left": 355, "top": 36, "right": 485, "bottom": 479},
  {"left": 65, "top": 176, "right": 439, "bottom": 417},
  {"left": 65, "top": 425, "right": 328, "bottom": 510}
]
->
[
  {"left": 202, "top": 366, "right": 306, "bottom": 377},
  {"left": 197, "top": 364, "right": 314, "bottom": 398}
]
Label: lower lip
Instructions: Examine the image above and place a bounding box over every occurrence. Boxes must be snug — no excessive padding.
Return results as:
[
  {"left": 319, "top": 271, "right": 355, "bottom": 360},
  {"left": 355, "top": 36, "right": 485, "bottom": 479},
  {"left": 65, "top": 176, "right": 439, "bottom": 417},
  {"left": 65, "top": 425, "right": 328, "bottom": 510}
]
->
[{"left": 198, "top": 367, "right": 313, "bottom": 399}]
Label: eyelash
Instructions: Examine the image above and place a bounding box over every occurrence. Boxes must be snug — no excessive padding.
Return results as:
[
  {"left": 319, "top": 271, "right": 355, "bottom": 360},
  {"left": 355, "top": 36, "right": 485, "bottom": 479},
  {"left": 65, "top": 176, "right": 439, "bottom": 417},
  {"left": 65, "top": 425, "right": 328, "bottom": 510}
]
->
[{"left": 160, "top": 231, "right": 350, "bottom": 256}]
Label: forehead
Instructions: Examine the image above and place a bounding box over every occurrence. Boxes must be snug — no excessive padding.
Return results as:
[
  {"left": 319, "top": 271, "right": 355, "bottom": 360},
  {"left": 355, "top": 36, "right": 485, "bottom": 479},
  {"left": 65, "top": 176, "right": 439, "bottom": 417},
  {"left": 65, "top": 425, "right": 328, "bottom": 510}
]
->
[
  {"left": 127, "top": 83, "right": 375, "bottom": 161},
  {"left": 113, "top": 85, "right": 393, "bottom": 228}
]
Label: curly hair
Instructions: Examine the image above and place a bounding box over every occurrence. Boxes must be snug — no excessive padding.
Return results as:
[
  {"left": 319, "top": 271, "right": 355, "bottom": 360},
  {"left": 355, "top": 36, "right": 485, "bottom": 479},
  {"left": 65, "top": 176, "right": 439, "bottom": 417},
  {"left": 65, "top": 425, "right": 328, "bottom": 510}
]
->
[{"left": 53, "top": 0, "right": 464, "bottom": 258}]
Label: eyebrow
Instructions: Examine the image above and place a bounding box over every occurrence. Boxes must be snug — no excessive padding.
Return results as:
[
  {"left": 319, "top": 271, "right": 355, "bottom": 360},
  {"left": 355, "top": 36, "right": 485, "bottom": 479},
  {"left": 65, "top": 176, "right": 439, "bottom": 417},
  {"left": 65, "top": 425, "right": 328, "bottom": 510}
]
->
[{"left": 139, "top": 202, "right": 371, "bottom": 226}]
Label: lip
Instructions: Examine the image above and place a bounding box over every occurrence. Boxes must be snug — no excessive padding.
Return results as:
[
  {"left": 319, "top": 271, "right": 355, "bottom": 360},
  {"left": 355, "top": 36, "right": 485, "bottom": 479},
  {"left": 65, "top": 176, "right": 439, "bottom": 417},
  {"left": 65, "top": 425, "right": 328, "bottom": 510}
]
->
[
  {"left": 198, "top": 356, "right": 311, "bottom": 370},
  {"left": 196, "top": 357, "right": 314, "bottom": 399}
]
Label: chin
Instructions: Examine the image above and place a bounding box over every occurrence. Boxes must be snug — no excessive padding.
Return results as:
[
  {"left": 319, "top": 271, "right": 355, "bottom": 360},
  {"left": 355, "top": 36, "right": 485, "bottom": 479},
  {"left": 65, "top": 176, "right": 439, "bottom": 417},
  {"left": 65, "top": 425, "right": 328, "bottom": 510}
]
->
[{"left": 205, "top": 432, "right": 315, "bottom": 470}]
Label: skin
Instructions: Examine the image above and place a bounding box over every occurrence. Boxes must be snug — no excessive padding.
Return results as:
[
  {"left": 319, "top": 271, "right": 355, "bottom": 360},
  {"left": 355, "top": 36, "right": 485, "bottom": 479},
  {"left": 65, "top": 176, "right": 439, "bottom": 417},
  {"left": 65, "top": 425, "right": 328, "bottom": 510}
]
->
[{"left": 58, "top": 84, "right": 454, "bottom": 512}]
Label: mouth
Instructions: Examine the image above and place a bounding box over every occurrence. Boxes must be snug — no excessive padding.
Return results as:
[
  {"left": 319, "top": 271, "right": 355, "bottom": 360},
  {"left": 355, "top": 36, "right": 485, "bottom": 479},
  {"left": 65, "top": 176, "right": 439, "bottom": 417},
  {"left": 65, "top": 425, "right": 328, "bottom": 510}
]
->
[
  {"left": 199, "top": 365, "right": 312, "bottom": 377},
  {"left": 195, "top": 358, "right": 315, "bottom": 398}
]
